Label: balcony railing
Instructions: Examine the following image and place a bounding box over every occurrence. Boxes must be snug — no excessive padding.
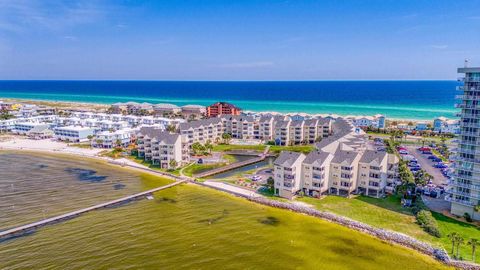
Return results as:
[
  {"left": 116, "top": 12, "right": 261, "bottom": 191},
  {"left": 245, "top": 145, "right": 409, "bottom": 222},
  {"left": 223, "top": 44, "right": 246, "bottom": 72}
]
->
[{"left": 446, "top": 188, "right": 480, "bottom": 200}]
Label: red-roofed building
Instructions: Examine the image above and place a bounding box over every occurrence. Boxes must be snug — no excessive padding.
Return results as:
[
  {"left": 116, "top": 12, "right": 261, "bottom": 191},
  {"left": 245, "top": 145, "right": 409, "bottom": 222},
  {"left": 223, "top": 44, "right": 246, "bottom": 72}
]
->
[{"left": 206, "top": 102, "right": 242, "bottom": 117}]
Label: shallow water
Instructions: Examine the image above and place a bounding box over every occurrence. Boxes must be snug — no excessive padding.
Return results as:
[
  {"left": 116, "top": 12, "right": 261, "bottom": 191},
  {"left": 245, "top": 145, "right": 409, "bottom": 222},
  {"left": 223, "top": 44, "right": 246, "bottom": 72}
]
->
[
  {"left": 0, "top": 152, "right": 162, "bottom": 231},
  {"left": 0, "top": 153, "right": 449, "bottom": 269}
]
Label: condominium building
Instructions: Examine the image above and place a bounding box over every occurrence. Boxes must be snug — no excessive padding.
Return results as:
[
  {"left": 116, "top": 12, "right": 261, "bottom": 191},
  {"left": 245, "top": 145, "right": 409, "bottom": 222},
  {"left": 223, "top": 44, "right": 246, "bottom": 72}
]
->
[
  {"left": 222, "top": 115, "right": 256, "bottom": 139},
  {"left": 273, "top": 151, "right": 306, "bottom": 199},
  {"left": 301, "top": 150, "right": 333, "bottom": 197},
  {"left": 181, "top": 105, "right": 206, "bottom": 120},
  {"left": 92, "top": 128, "right": 136, "bottom": 148},
  {"left": 274, "top": 120, "right": 291, "bottom": 145},
  {"left": 449, "top": 66, "right": 480, "bottom": 220},
  {"left": 356, "top": 150, "right": 389, "bottom": 198},
  {"left": 53, "top": 126, "right": 95, "bottom": 142},
  {"left": 179, "top": 118, "right": 224, "bottom": 145},
  {"left": 13, "top": 122, "right": 50, "bottom": 135},
  {"left": 289, "top": 120, "right": 305, "bottom": 145},
  {"left": 137, "top": 127, "right": 189, "bottom": 169},
  {"left": 350, "top": 114, "right": 386, "bottom": 129},
  {"left": 328, "top": 149, "right": 361, "bottom": 196},
  {"left": 206, "top": 102, "right": 242, "bottom": 117},
  {"left": 153, "top": 103, "right": 181, "bottom": 117},
  {"left": 273, "top": 118, "right": 400, "bottom": 199},
  {"left": 433, "top": 116, "right": 460, "bottom": 134}
]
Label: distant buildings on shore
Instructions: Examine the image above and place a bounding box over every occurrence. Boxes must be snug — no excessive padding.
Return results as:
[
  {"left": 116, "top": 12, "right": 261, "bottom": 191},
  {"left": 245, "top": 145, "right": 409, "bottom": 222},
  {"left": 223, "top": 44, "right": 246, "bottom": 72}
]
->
[{"left": 206, "top": 102, "right": 242, "bottom": 117}]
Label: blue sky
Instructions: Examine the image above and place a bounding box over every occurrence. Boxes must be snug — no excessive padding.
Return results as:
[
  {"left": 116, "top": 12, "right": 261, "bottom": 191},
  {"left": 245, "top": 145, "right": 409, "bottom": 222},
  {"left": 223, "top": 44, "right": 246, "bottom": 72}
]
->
[{"left": 0, "top": 0, "right": 479, "bottom": 80}]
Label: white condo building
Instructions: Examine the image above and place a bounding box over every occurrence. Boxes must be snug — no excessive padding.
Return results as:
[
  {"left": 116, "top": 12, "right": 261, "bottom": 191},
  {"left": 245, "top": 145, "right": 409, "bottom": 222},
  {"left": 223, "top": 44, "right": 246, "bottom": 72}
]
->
[{"left": 448, "top": 66, "right": 480, "bottom": 220}]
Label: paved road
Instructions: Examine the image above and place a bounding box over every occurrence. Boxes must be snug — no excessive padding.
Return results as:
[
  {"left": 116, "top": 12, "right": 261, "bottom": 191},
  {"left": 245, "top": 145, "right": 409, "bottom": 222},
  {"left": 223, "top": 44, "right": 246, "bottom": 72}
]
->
[
  {"left": 405, "top": 146, "right": 448, "bottom": 186},
  {"left": 203, "top": 181, "right": 261, "bottom": 198}
]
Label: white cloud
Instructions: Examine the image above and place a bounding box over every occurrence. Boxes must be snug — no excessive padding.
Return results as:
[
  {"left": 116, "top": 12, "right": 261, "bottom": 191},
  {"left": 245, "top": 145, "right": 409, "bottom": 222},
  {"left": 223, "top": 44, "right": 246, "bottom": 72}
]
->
[
  {"left": 63, "top": 35, "right": 77, "bottom": 41},
  {"left": 0, "top": 0, "right": 108, "bottom": 34}
]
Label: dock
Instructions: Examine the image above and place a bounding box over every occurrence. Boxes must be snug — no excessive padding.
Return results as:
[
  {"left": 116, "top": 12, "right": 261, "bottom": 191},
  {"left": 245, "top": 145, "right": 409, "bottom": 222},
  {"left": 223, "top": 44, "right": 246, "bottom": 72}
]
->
[
  {"left": 0, "top": 180, "right": 186, "bottom": 241},
  {"left": 193, "top": 146, "right": 270, "bottom": 178}
]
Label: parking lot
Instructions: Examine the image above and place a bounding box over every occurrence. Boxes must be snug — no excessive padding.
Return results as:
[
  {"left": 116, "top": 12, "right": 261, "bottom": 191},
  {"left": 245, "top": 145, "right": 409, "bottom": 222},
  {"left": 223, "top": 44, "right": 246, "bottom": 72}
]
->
[{"left": 405, "top": 145, "right": 448, "bottom": 186}]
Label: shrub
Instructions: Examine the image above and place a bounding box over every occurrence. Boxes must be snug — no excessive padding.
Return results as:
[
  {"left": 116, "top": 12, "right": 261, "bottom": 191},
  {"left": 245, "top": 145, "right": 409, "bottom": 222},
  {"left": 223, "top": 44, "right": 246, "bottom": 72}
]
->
[
  {"left": 464, "top": 212, "right": 473, "bottom": 222},
  {"left": 416, "top": 210, "right": 441, "bottom": 238}
]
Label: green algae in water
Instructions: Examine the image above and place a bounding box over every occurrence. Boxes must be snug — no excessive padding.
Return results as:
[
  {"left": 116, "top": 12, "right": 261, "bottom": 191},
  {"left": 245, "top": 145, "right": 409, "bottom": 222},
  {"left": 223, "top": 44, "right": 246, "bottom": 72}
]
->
[
  {"left": 1, "top": 184, "right": 451, "bottom": 270},
  {"left": 0, "top": 153, "right": 450, "bottom": 269}
]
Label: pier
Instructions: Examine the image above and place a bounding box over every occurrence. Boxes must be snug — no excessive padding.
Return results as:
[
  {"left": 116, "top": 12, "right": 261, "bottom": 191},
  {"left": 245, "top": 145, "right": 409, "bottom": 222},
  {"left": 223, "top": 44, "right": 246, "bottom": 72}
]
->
[
  {"left": 193, "top": 146, "right": 270, "bottom": 178},
  {"left": 0, "top": 180, "right": 186, "bottom": 241}
]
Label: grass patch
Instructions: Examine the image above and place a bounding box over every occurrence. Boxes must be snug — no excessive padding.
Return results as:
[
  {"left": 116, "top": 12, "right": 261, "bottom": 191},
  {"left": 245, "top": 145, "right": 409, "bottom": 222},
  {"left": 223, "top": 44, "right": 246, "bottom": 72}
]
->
[
  {"left": 433, "top": 212, "right": 480, "bottom": 262},
  {"left": 431, "top": 149, "right": 448, "bottom": 162},
  {"left": 212, "top": 144, "right": 315, "bottom": 154},
  {"left": 126, "top": 155, "right": 181, "bottom": 176},
  {"left": 298, "top": 195, "right": 480, "bottom": 263},
  {"left": 183, "top": 163, "right": 227, "bottom": 177}
]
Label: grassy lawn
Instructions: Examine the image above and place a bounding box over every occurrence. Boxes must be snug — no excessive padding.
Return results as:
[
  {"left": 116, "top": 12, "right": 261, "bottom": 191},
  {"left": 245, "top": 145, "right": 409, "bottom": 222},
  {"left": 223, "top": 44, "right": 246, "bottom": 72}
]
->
[
  {"left": 431, "top": 149, "right": 449, "bottom": 162},
  {"left": 222, "top": 154, "right": 239, "bottom": 163},
  {"left": 298, "top": 195, "right": 480, "bottom": 263},
  {"left": 212, "top": 144, "right": 315, "bottom": 154},
  {"left": 434, "top": 212, "right": 480, "bottom": 262},
  {"left": 212, "top": 144, "right": 266, "bottom": 152},
  {"left": 269, "top": 145, "right": 315, "bottom": 154},
  {"left": 298, "top": 195, "right": 437, "bottom": 243},
  {"left": 126, "top": 155, "right": 181, "bottom": 176},
  {"left": 182, "top": 162, "right": 226, "bottom": 177}
]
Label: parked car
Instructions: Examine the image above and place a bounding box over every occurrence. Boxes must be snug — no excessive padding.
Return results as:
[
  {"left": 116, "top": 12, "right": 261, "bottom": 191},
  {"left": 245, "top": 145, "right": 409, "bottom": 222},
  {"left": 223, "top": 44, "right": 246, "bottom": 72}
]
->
[
  {"left": 431, "top": 157, "right": 442, "bottom": 162},
  {"left": 418, "top": 147, "right": 431, "bottom": 151},
  {"left": 427, "top": 155, "right": 436, "bottom": 159},
  {"left": 422, "top": 151, "right": 432, "bottom": 155},
  {"left": 410, "top": 167, "right": 421, "bottom": 172},
  {"left": 399, "top": 150, "right": 409, "bottom": 155},
  {"left": 434, "top": 163, "right": 448, "bottom": 169}
]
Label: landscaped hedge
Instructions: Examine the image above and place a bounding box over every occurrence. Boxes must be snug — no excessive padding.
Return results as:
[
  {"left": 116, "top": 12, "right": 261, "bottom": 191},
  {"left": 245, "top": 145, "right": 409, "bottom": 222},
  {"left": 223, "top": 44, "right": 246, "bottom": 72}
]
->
[{"left": 416, "top": 210, "right": 441, "bottom": 238}]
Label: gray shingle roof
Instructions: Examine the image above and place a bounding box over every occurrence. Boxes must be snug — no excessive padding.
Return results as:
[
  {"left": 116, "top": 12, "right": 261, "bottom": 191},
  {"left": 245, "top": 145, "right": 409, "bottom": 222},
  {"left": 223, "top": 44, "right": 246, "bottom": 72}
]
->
[
  {"left": 303, "top": 150, "right": 330, "bottom": 165},
  {"left": 359, "top": 150, "right": 387, "bottom": 164},
  {"left": 274, "top": 151, "right": 304, "bottom": 167},
  {"left": 179, "top": 118, "right": 222, "bottom": 130},
  {"left": 331, "top": 149, "right": 359, "bottom": 165},
  {"left": 138, "top": 127, "right": 180, "bottom": 144}
]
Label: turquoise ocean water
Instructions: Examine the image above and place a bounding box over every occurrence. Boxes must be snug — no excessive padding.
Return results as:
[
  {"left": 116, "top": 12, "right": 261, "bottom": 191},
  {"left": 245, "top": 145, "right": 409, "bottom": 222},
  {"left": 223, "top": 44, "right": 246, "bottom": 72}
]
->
[{"left": 0, "top": 80, "right": 459, "bottom": 120}]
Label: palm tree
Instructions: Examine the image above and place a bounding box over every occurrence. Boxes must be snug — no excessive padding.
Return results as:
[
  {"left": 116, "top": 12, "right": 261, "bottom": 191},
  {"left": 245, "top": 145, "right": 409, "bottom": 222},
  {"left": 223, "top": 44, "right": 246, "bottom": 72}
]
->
[
  {"left": 448, "top": 232, "right": 459, "bottom": 255},
  {"left": 455, "top": 234, "right": 465, "bottom": 259},
  {"left": 169, "top": 159, "right": 178, "bottom": 170},
  {"left": 221, "top": 133, "right": 232, "bottom": 144},
  {"left": 166, "top": 124, "right": 177, "bottom": 133},
  {"left": 205, "top": 140, "right": 213, "bottom": 154},
  {"left": 468, "top": 238, "right": 479, "bottom": 262}
]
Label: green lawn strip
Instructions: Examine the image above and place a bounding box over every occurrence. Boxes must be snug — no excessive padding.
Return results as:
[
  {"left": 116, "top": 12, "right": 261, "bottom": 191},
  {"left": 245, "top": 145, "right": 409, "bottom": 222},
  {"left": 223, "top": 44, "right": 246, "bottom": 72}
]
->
[
  {"left": 182, "top": 163, "right": 227, "bottom": 177},
  {"left": 222, "top": 154, "right": 239, "bottom": 163},
  {"left": 212, "top": 144, "right": 314, "bottom": 154},
  {"left": 433, "top": 212, "right": 480, "bottom": 263},
  {"left": 297, "top": 195, "right": 437, "bottom": 243},
  {"left": 269, "top": 145, "right": 315, "bottom": 154},
  {"left": 298, "top": 194, "right": 480, "bottom": 263},
  {"left": 125, "top": 155, "right": 181, "bottom": 176},
  {"left": 431, "top": 149, "right": 448, "bottom": 162},
  {"left": 212, "top": 144, "right": 266, "bottom": 152}
]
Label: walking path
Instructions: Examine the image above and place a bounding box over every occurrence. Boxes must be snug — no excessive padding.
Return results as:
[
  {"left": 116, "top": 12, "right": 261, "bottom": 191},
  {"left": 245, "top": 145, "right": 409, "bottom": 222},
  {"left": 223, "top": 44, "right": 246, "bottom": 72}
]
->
[{"left": 202, "top": 181, "right": 261, "bottom": 198}]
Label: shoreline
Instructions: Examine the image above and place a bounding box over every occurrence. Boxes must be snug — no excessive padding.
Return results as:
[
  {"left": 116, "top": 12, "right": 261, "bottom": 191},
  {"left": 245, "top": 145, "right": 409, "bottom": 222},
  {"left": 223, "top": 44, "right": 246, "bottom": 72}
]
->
[
  {"left": 1, "top": 141, "right": 477, "bottom": 269},
  {"left": 0, "top": 97, "right": 442, "bottom": 122}
]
